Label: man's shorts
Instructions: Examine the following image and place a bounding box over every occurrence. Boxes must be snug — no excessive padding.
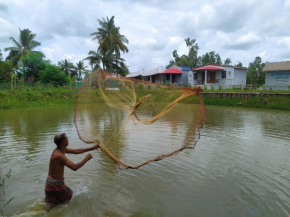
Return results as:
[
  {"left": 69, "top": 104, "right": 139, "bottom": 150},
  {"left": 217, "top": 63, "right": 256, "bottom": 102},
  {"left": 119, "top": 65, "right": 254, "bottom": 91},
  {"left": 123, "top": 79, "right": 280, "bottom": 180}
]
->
[{"left": 45, "top": 175, "right": 73, "bottom": 205}]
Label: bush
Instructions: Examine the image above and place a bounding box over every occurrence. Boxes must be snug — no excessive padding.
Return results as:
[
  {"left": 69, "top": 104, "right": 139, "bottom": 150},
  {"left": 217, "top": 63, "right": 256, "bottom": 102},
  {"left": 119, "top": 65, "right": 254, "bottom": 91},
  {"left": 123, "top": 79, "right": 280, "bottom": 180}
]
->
[{"left": 40, "top": 65, "right": 69, "bottom": 86}]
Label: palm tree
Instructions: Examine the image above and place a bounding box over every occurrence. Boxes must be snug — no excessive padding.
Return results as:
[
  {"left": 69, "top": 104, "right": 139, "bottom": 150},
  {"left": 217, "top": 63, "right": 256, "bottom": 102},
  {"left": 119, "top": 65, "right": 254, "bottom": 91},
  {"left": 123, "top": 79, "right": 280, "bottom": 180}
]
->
[
  {"left": 0, "top": 49, "right": 3, "bottom": 61},
  {"left": 84, "top": 48, "right": 127, "bottom": 73},
  {"left": 83, "top": 50, "right": 102, "bottom": 70},
  {"left": 75, "top": 61, "right": 87, "bottom": 79},
  {"left": 58, "top": 59, "right": 75, "bottom": 77},
  {"left": 4, "top": 29, "right": 44, "bottom": 67},
  {"left": 90, "top": 16, "right": 129, "bottom": 74}
]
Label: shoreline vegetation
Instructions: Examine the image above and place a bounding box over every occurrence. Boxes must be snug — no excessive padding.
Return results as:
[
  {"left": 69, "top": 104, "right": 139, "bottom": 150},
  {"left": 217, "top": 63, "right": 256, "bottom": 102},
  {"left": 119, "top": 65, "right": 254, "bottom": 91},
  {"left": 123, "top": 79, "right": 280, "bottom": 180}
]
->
[{"left": 0, "top": 87, "right": 289, "bottom": 110}]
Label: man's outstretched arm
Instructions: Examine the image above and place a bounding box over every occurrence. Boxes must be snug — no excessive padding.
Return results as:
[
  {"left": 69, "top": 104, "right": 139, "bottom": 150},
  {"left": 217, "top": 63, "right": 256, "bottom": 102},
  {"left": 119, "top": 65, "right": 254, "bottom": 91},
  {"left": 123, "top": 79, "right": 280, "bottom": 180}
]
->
[
  {"left": 62, "top": 153, "right": 93, "bottom": 171},
  {"left": 65, "top": 143, "right": 99, "bottom": 154}
]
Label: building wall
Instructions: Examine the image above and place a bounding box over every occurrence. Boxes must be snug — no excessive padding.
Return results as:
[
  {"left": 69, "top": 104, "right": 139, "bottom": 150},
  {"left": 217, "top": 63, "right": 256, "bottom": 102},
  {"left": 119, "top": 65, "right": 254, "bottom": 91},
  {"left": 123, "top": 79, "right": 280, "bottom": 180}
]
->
[
  {"left": 232, "top": 69, "right": 247, "bottom": 86},
  {"left": 265, "top": 71, "right": 290, "bottom": 88},
  {"left": 180, "top": 71, "right": 189, "bottom": 85}
]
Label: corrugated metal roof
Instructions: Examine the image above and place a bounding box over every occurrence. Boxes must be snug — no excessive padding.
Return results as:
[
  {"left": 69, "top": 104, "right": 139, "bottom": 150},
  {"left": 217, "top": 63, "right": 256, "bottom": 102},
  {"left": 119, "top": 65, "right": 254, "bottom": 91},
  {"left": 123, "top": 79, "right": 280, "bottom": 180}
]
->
[
  {"left": 179, "top": 66, "right": 191, "bottom": 71},
  {"left": 263, "top": 61, "right": 290, "bottom": 72},
  {"left": 126, "top": 69, "right": 143, "bottom": 78},
  {"left": 142, "top": 66, "right": 164, "bottom": 76}
]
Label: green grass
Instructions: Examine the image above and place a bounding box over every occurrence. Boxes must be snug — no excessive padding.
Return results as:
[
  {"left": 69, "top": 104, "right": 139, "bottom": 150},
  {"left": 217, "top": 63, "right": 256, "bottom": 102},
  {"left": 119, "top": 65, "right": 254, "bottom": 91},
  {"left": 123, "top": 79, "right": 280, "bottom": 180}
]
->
[
  {"left": 0, "top": 89, "right": 78, "bottom": 109},
  {"left": 0, "top": 88, "right": 289, "bottom": 110},
  {"left": 203, "top": 89, "right": 290, "bottom": 93},
  {"left": 203, "top": 96, "right": 290, "bottom": 110}
]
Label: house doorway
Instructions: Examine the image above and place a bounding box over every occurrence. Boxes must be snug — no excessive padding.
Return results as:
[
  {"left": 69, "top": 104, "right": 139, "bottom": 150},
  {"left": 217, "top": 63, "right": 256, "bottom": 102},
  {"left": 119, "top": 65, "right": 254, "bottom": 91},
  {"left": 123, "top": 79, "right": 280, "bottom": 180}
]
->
[
  {"left": 172, "top": 74, "right": 176, "bottom": 83},
  {"left": 202, "top": 73, "right": 205, "bottom": 84},
  {"left": 210, "top": 71, "right": 216, "bottom": 83}
]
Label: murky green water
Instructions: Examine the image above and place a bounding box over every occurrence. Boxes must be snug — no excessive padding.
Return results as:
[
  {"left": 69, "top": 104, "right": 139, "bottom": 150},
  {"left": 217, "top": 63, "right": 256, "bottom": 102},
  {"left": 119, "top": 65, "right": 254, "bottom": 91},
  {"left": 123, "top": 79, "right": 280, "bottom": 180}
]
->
[{"left": 0, "top": 104, "right": 290, "bottom": 217}]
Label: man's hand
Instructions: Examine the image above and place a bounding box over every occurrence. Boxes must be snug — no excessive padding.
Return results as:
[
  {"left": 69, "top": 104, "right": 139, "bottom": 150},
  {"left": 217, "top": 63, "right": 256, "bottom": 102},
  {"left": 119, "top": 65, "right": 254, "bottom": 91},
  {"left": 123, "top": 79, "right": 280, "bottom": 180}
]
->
[
  {"left": 93, "top": 142, "right": 100, "bottom": 150},
  {"left": 85, "top": 153, "right": 93, "bottom": 161}
]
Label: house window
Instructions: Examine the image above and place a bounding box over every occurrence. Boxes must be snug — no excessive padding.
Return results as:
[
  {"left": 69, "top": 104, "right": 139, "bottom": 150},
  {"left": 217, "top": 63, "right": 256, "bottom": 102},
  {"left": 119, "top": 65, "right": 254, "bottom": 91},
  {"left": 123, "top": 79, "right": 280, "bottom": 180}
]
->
[
  {"left": 194, "top": 73, "right": 198, "bottom": 79},
  {"left": 166, "top": 74, "right": 170, "bottom": 80},
  {"left": 222, "top": 71, "right": 226, "bottom": 79}
]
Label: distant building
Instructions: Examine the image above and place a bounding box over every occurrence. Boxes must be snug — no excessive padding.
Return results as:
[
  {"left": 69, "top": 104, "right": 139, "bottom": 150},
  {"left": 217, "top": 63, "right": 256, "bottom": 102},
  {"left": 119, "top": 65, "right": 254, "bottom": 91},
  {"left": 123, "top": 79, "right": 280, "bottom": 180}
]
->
[
  {"left": 126, "top": 65, "right": 188, "bottom": 86},
  {"left": 263, "top": 61, "right": 290, "bottom": 90},
  {"left": 126, "top": 69, "right": 144, "bottom": 80},
  {"left": 189, "top": 64, "right": 247, "bottom": 88}
]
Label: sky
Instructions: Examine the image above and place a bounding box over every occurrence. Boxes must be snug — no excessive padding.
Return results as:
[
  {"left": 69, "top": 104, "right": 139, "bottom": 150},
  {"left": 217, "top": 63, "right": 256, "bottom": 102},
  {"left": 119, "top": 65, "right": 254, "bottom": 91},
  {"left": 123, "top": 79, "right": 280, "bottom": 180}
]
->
[{"left": 1, "top": 0, "right": 290, "bottom": 72}]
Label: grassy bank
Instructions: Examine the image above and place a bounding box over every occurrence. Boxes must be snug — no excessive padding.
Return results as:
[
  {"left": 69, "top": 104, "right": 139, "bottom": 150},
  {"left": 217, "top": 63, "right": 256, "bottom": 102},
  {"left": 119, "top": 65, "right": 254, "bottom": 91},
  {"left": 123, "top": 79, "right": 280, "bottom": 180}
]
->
[
  {"left": 203, "top": 96, "right": 290, "bottom": 110},
  {"left": 0, "top": 89, "right": 78, "bottom": 109},
  {"left": 0, "top": 88, "right": 289, "bottom": 110}
]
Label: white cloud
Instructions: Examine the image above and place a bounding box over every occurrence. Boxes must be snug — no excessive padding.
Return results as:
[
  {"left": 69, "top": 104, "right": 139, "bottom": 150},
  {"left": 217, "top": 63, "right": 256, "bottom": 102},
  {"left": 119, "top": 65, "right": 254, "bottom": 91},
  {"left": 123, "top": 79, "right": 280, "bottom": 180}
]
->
[
  {"left": 278, "top": 37, "right": 290, "bottom": 47},
  {"left": 259, "top": 50, "right": 267, "bottom": 58},
  {"left": 1, "top": 0, "right": 290, "bottom": 71}
]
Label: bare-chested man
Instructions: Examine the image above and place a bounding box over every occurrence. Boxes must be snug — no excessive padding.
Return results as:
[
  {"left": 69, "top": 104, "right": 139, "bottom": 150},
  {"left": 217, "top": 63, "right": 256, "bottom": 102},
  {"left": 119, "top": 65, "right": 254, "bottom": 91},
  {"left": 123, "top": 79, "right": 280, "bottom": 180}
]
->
[{"left": 45, "top": 133, "right": 99, "bottom": 205}]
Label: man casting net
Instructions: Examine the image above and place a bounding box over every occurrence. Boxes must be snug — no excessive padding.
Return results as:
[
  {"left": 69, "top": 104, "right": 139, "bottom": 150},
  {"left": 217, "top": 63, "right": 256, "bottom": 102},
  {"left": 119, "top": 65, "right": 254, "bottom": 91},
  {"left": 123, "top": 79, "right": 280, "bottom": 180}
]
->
[{"left": 74, "top": 69, "right": 206, "bottom": 169}]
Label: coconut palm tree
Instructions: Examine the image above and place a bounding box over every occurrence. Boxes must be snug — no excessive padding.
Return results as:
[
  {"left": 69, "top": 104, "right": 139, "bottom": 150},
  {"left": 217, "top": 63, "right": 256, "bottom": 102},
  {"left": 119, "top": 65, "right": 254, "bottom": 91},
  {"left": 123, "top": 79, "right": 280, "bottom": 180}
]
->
[
  {"left": 83, "top": 50, "right": 102, "bottom": 70},
  {"left": 90, "top": 16, "right": 129, "bottom": 74},
  {"left": 58, "top": 59, "right": 75, "bottom": 77},
  {"left": 75, "top": 61, "right": 87, "bottom": 79},
  {"left": 4, "top": 29, "right": 44, "bottom": 67}
]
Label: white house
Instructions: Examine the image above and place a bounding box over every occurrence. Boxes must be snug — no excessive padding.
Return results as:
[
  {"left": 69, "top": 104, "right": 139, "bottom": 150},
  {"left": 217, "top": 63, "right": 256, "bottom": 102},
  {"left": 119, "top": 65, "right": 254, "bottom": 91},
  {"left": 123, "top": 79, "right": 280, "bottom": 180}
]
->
[
  {"left": 189, "top": 64, "right": 247, "bottom": 88},
  {"left": 263, "top": 61, "right": 290, "bottom": 90},
  {"left": 126, "top": 65, "right": 187, "bottom": 86}
]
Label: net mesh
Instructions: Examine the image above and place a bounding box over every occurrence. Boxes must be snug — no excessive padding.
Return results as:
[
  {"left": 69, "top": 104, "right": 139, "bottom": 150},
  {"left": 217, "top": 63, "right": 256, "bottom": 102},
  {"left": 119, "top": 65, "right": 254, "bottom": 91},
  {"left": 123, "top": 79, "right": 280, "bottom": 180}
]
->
[{"left": 74, "top": 69, "right": 206, "bottom": 169}]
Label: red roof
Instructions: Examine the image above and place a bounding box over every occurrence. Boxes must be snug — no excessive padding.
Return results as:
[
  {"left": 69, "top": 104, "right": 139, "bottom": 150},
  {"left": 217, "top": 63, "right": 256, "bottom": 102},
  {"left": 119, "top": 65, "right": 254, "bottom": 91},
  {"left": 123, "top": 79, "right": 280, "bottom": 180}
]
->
[
  {"left": 162, "top": 68, "right": 183, "bottom": 74},
  {"left": 194, "top": 66, "right": 224, "bottom": 71}
]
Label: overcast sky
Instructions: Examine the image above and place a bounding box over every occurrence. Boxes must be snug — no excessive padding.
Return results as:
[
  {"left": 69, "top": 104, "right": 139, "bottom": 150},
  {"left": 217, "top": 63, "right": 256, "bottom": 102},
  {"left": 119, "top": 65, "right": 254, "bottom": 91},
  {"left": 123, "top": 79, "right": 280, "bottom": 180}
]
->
[{"left": 1, "top": 0, "right": 290, "bottom": 72}]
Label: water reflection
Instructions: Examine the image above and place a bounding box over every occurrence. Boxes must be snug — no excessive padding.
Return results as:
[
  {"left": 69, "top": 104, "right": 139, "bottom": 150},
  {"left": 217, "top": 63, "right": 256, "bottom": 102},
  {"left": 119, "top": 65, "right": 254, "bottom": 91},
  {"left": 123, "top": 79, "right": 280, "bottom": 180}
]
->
[{"left": 0, "top": 105, "right": 290, "bottom": 216}]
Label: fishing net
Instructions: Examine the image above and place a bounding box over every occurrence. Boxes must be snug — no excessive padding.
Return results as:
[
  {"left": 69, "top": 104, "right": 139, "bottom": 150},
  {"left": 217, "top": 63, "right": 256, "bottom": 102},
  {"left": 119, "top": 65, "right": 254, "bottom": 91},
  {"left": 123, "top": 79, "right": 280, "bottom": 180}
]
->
[{"left": 74, "top": 69, "right": 206, "bottom": 169}]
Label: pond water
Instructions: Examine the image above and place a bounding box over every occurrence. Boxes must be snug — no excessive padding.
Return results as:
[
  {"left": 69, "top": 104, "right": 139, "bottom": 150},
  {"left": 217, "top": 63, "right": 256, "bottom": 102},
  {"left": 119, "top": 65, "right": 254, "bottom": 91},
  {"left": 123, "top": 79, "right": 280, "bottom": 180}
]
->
[{"left": 0, "top": 104, "right": 290, "bottom": 217}]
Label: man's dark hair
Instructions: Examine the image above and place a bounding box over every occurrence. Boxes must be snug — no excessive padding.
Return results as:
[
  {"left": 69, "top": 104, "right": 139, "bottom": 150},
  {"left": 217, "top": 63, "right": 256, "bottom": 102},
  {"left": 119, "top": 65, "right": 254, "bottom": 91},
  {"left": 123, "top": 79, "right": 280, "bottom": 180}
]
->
[{"left": 54, "top": 133, "right": 66, "bottom": 146}]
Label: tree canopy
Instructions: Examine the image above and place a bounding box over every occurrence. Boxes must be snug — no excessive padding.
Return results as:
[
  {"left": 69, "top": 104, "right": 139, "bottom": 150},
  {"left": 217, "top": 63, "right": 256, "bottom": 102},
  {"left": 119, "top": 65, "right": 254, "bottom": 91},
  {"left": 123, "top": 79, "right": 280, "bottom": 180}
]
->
[
  {"left": 87, "top": 16, "right": 129, "bottom": 75},
  {"left": 247, "top": 56, "right": 266, "bottom": 85},
  {"left": 224, "top": 58, "right": 232, "bottom": 65},
  {"left": 20, "top": 53, "right": 48, "bottom": 82},
  {"left": 0, "top": 49, "right": 3, "bottom": 61},
  {"left": 4, "top": 29, "right": 44, "bottom": 67}
]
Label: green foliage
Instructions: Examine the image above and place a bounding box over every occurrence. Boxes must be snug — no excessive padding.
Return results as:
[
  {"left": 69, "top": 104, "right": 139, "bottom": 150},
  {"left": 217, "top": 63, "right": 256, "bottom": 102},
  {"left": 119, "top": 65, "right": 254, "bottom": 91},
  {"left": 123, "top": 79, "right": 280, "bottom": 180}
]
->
[
  {"left": 58, "top": 59, "right": 75, "bottom": 77},
  {"left": 204, "top": 96, "right": 290, "bottom": 110},
  {"left": 20, "top": 53, "right": 48, "bottom": 82},
  {"left": 89, "top": 16, "right": 129, "bottom": 75},
  {"left": 0, "top": 61, "right": 12, "bottom": 82},
  {"left": 75, "top": 61, "right": 87, "bottom": 79},
  {"left": 211, "top": 84, "right": 214, "bottom": 90},
  {"left": 0, "top": 149, "right": 14, "bottom": 216},
  {"left": 200, "top": 51, "right": 222, "bottom": 65},
  {"left": 235, "top": 61, "right": 243, "bottom": 67},
  {"left": 204, "top": 84, "right": 207, "bottom": 90},
  {"left": 247, "top": 56, "right": 266, "bottom": 85},
  {"left": 4, "top": 28, "right": 44, "bottom": 67},
  {"left": 40, "top": 64, "right": 69, "bottom": 86},
  {"left": 166, "top": 38, "right": 200, "bottom": 69},
  {"left": 0, "top": 49, "right": 3, "bottom": 61},
  {"left": 218, "top": 84, "right": 222, "bottom": 90},
  {"left": 224, "top": 58, "right": 232, "bottom": 65}
]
